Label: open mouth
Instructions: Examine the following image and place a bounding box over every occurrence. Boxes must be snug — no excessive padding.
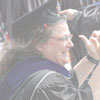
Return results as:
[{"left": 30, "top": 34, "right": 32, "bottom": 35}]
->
[
  {"left": 62, "top": 49, "right": 70, "bottom": 63},
  {"left": 62, "top": 51, "right": 67, "bottom": 57},
  {"left": 62, "top": 48, "right": 69, "bottom": 57}
]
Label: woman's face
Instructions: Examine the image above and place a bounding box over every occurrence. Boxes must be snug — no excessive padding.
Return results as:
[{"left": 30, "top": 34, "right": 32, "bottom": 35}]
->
[{"left": 37, "top": 21, "right": 73, "bottom": 66}]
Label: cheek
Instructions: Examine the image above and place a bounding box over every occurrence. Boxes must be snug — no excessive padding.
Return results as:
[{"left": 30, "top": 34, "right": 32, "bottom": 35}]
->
[
  {"left": 53, "top": 40, "right": 64, "bottom": 47},
  {"left": 56, "top": 42, "right": 65, "bottom": 50}
]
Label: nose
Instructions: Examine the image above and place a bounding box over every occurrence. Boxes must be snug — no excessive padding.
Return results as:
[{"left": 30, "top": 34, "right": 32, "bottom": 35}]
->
[{"left": 64, "top": 39, "right": 74, "bottom": 48}]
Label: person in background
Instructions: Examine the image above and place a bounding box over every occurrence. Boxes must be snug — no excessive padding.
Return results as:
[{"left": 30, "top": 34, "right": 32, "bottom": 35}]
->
[{"left": 60, "top": 3, "right": 100, "bottom": 66}]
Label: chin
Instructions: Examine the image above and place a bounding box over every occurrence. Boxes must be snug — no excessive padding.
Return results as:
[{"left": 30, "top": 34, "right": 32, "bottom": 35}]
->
[
  {"left": 60, "top": 61, "right": 66, "bottom": 67},
  {"left": 63, "top": 59, "right": 68, "bottom": 64}
]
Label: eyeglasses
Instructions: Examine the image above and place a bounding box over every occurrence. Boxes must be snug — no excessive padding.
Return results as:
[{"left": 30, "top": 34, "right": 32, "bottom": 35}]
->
[{"left": 50, "top": 34, "right": 73, "bottom": 41}]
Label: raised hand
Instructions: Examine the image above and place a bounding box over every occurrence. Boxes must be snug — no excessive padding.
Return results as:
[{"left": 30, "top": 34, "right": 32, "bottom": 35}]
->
[
  {"left": 79, "top": 35, "right": 99, "bottom": 60},
  {"left": 90, "top": 30, "right": 100, "bottom": 59},
  {"left": 59, "top": 9, "right": 78, "bottom": 20}
]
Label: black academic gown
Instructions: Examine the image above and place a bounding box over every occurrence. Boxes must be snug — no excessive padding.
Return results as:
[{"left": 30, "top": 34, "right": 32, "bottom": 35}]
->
[
  {"left": 0, "top": 55, "right": 93, "bottom": 100},
  {"left": 9, "top": 69, "right": 93, "bottom": 100}
]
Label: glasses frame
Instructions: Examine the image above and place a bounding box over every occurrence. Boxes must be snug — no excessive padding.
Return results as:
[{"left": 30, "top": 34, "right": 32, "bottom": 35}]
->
[{"left": 50, "top": 34, "right": 73, "bottom": 41}]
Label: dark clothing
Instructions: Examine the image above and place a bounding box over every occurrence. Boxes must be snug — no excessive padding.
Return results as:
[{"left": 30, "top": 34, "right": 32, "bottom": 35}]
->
[
  {"left": 61, "top": 0, "right": 98, "bottom": 10},
  {"left": 10, "top": 70, "right": 93, "bottom": 100},
  {"left": 61, "top": 0, "right": 82, "bottom": 10},
  {"left": 0, "top": 56, "right": 93, "bottom": 100},
  {"left": 0, "top": 56, "right": 69, "bottom": 100},
  {"left": 69, "top": 4, "right": 100, "bottom": 66}
]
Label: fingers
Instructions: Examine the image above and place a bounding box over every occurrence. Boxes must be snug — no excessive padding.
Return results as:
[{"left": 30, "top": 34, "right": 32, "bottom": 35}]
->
[
  {"left": 90, "top": 37, "right": 100, "bottom": 48},
  {"left": 91, "top": 30, "right": 100, "bottom": 42},
  {"left": 59, "top": 10, "right": 67, "bottom": 15},
  {"left": 59, "top": 10, "right": 68, "bottom": 20},
  {"left": 79, "top": 35, "right": 99, "bottom": 60},
  {"left": 59, "top": 9, "right": 78, "bottom": 20},
  {"left": 79, "top": 35, "right": 91, "bottom": 47},
  {"left": 90, "top": 37, "right": 100, "bottom": 58},
  {"left": 79, "top": 35, "right": 91, "bottom": 54}
]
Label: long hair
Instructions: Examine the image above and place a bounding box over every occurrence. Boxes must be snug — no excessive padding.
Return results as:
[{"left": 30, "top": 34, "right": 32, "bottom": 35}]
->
[
  {"left": 0, "top": 26, "right": 52, "bottom": 76},
  {"left": 0, "top": 19, "right": 65, "bottom": 78}
]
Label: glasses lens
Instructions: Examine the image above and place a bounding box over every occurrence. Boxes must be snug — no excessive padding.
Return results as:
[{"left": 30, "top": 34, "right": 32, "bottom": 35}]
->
[{"left": 50, "top": 34, "right": 73, "bottom": 41}]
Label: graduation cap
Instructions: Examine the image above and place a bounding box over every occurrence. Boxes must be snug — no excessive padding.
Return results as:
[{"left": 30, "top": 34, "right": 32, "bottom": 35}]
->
[{"left": 12, "top": 0, "right": 57, "bottom": 43}]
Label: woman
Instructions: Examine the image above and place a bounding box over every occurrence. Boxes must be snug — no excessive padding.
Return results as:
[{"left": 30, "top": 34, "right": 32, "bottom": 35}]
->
[{"left": 0, "top": 4, "right": 100, "bottom": 100}]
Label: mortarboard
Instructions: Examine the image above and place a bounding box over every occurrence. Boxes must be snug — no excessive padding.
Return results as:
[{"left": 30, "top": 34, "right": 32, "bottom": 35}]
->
[{"left": 12, "top": 0, "right": 57, "bottom": 42}]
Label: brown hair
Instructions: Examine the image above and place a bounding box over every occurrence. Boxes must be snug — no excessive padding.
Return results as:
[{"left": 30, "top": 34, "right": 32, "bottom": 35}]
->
[{"left": 0, "top": 18, "right": 66, "bottom": 78}]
